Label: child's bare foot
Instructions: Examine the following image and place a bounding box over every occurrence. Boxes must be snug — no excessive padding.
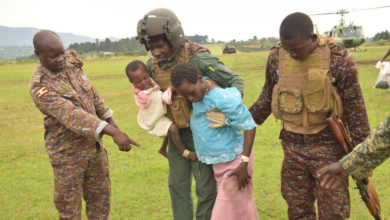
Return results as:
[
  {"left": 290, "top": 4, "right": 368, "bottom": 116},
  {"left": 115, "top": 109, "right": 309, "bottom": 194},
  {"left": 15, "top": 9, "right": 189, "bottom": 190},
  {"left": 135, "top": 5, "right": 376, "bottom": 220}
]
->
[{"left": 158, "top": 149, "right": 168, "bottom": 159}]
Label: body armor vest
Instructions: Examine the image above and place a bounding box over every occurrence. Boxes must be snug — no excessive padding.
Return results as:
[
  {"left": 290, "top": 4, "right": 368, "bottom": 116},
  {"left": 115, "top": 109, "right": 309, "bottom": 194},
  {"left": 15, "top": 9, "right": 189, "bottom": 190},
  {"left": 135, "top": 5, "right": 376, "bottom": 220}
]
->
[
  {"left": 271, "top": 36, "right": 344, "bottom": 134},
  {"left": 151, "top": 41, "right": 191, "bottom": 128},
  {"left": 152, "top": 40, "right": 191, "bottom": 91}
]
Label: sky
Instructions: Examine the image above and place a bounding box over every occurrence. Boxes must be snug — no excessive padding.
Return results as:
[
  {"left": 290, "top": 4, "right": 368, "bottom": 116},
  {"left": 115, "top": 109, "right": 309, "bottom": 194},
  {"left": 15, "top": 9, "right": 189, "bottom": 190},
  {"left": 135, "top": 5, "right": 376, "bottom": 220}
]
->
[{"left": 1, "top": 0, "right": 389, "bottom": 42}]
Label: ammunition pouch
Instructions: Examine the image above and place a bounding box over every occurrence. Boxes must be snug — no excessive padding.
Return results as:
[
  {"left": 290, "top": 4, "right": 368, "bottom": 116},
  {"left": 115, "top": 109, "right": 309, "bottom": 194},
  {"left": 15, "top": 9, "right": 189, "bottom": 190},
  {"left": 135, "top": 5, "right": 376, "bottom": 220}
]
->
[{"left": 170, "top": 95, "right": 191, "bottom": 128}]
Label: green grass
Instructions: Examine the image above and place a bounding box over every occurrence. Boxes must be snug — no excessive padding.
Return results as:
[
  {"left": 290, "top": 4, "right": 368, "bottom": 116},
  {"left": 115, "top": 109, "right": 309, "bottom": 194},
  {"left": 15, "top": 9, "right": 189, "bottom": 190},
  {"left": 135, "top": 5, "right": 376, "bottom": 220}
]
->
[{"left": 1, "top": 46, "right": 390, "bottom": 219}]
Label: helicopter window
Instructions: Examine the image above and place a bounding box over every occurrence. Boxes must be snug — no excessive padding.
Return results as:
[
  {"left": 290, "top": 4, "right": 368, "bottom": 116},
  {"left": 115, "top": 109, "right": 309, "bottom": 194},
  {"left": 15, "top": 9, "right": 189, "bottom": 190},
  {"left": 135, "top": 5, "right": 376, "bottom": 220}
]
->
[
  {"left": 355, "top": 27, "right": 364, "bottom": 35},
  {"left": 333, "top": 31, "right": 341, "bottom": 38},
  {"left": 343, "top": 28, "right": 354, "bottom": 35}
]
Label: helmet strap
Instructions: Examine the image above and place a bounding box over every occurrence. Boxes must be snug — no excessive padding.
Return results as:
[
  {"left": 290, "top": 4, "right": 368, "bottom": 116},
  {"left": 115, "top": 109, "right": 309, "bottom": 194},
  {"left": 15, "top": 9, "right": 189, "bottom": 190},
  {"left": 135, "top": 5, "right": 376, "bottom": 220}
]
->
[{"left": 157, "top": 39, "right": 186, "bottom": 64}]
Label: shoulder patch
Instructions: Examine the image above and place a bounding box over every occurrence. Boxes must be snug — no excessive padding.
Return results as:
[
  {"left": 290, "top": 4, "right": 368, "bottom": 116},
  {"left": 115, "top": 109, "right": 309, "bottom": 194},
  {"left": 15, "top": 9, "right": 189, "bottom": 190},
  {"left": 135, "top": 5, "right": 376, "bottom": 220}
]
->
[{"left": 36, "top": 87, "right": 48, "bottom": 98}]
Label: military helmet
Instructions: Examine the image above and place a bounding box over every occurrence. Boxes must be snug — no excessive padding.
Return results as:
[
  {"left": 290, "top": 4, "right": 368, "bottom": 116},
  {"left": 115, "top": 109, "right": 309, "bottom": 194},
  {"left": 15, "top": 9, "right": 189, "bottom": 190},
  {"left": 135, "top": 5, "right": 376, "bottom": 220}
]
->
[{"left": 136, "top": 8, "right": 185, "bottom": 51}]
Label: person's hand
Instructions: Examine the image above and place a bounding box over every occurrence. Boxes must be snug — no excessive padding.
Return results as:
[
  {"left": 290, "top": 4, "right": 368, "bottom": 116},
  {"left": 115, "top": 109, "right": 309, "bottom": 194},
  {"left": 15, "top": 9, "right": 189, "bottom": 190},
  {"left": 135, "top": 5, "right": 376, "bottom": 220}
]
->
[
  {"left": 316, "top": 162, "right": 349, "bottom": 189},
  {"left": 226, "top": 162, "right": 251, "bottom": 190},
  {"left": 206, "top": 107, "right": 227, "bottom": 128},
  {"left": 168, "top": 85, "right": 176, "bottom": 102},
  {"left": 187, "top": 42, "right": 210, "bottom": 58},
  {"left": 188, "top": 151, "right": 198, "bottom": 160},
  {"left": 112, "top": 130, "right": 141, "bottom": 152}
]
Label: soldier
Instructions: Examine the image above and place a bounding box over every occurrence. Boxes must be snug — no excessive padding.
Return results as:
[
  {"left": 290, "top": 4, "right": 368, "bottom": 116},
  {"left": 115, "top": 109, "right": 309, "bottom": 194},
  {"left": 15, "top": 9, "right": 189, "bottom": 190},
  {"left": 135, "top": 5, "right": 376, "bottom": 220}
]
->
[
  {"left": 30, "top": 30, "right": 140, "bottom": 219},
  {"left": 136, "top": 8, "right": 244, "bottom": 220},
  {"left": 317, "top": 113, "right": 390, "bottom": 189},
  {"left": 248, "top": 12, "right": 370, "bottom": 219}
]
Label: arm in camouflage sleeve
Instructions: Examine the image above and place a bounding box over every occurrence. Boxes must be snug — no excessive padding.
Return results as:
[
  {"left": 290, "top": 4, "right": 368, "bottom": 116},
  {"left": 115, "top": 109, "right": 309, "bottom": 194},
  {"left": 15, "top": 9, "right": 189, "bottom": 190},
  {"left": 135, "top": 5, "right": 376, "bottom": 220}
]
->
[
  {"left": 90, "top": 83, "right": 112, "bottom": 120},
  {"left": 339, "top": 113, "right": 390, "bottom": 180},
  {"left": 67, "top": 49, "right": 113, "bottom": 120},
  {"left": 336, "top": 51, "right": 370, "bottom": 146},
  {"left": 190, "top": 52, "right": 244, "bottom": 96},
  {"left": 248, "top": 50, "right": 276, "bottom": 125},
  {"left": 30, "top": 84, "right": 103, "bottom": 138}
]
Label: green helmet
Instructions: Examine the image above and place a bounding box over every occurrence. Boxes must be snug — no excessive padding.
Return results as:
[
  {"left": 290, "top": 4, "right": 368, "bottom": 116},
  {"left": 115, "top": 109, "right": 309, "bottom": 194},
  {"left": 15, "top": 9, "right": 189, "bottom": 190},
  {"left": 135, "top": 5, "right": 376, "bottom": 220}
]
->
[{"left": 137, "top": 8, "right": 186, "bottom": 60}]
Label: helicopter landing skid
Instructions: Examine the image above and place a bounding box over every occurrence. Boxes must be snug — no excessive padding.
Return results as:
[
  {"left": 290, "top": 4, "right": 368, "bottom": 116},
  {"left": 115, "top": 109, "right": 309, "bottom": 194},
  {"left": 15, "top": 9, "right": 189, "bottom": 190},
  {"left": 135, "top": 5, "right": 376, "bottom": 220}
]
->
[{"left": 351, "top": 47, "right": 367, "bottom": 52}]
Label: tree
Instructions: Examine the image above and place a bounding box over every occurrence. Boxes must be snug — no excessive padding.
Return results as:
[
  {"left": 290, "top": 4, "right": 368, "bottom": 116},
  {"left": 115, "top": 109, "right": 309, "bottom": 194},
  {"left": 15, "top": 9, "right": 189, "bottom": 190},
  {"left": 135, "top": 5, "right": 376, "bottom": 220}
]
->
[
  {"left": 385, "top": 30, "right": 390, "bottom": 41},
  {"left": 104, "top": 38, "right": 112, "bottom": 51},
  {"left": 253, "top": 35, "right": 257, "bottom": 41},
  {"left": 373, "top": 30, "right": 390, "bottom": 42},
  {"left": 211, "top": 38, "right": 215, "bottom": 44}
]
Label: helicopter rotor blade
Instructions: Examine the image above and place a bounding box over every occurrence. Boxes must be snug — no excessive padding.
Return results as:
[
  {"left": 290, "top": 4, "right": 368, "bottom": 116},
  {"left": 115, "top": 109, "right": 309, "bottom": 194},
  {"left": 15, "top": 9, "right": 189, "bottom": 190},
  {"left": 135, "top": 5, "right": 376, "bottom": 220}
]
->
[
  {"left": 309, "top": 12, "right": 338, "bottom": 16},
  {"left": 310, "top": 5, "right": 390, "bottom": 16},
  {"left": 351, "top": 5, "right": 390, "bottom": 12}
]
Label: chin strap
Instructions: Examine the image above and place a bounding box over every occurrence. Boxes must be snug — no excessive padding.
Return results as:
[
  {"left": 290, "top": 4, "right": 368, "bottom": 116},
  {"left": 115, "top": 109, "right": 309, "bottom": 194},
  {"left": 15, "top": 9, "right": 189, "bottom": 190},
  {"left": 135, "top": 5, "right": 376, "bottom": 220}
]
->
[{"left": 157, "top": 39, "right": 186, "bottom": 64}]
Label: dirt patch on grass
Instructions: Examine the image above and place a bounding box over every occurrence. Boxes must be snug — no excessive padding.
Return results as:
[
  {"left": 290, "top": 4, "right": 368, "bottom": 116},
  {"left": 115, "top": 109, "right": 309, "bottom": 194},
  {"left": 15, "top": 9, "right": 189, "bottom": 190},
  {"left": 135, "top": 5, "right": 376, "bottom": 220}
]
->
[
  {"left": 356, "top": 60, "right": 378, "bottom": 66},
  {"left": 242, "top": 45, "right": 269, "bottom": 49}
]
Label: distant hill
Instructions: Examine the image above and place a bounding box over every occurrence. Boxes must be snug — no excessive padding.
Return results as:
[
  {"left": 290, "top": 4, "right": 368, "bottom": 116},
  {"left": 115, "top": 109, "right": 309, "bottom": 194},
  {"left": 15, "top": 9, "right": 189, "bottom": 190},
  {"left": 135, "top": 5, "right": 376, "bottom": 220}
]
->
[
  {"left": 0, "top": 46, "right": 34, "bottom": 60},
  {"left": 0, "top": 25, "right": 120, "bottom": 47}
]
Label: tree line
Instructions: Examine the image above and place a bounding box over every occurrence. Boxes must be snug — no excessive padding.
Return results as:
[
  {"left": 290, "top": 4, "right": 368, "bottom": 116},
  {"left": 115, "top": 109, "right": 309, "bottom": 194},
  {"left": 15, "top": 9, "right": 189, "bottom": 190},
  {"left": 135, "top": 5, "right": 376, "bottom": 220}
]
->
[
  {"left": 67, "top": 35, "right": 212, "bottom": 54},
  {"left": 68, "top": 37, "right": 143, "bottom": 54},
  {"left": 373, "top": 30, "right": 390, "bottom": 42}
]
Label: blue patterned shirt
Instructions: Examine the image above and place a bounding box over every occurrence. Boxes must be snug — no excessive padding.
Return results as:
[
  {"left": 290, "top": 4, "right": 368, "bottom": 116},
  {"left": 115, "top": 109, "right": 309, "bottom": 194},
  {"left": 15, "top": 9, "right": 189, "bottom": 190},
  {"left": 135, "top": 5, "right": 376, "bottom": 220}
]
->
[{"left": 191, "top": 87, "right": 256, "bottom": 164}]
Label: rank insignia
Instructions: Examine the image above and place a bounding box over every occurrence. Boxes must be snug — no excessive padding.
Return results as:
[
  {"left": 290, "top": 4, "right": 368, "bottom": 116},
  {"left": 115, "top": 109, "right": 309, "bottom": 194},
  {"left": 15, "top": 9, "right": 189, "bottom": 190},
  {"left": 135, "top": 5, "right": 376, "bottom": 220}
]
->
[{"left": 36, "top": 87, "right": 48, "bottom": 97}]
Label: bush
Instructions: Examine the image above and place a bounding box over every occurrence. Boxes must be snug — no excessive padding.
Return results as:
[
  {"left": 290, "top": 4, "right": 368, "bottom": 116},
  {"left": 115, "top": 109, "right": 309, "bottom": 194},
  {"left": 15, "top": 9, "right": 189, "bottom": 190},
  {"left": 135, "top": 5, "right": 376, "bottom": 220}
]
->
[
  {"left": 15, "top": 58, "right": 37, "bottom": 64},
  {"left": 375, "top": 40, "right": 387, "bottom": 46}
]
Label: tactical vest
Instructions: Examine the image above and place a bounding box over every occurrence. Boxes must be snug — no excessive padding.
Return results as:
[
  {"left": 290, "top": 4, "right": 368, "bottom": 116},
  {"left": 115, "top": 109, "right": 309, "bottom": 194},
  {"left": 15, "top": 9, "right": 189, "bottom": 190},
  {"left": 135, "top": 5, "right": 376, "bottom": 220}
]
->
[
  {"left": 271, "top": 36, "right": 344, "bottom": 134},
  {"left": 151, "top": 40, "right": 191, "bottom": 128}
]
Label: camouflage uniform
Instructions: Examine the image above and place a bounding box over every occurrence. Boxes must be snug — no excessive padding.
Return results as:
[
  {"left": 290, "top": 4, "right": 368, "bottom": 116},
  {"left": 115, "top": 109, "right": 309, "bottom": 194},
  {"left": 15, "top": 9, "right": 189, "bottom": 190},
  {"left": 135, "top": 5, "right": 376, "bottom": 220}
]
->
[
  {"left": 340, "top": 113, "right": 390, "bottom": 180},
  {"left": 249, "top": 44, "right": 370, "bottom": 219},
  {"left": 30, "top": 50, "right": 111, "bottom": 220}
]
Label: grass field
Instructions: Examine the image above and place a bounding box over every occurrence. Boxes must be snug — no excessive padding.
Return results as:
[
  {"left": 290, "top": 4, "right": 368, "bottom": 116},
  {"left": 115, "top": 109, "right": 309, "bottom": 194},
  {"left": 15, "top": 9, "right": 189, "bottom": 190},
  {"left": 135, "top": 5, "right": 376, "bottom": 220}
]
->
[{"left": 1, "top": 44, "right": 390, "bottom": 219}]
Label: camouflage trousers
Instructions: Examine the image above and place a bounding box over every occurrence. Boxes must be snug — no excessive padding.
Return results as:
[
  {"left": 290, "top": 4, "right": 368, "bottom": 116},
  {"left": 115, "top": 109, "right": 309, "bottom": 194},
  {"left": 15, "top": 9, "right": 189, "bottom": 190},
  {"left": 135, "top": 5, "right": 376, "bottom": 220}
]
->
[
  {"left": 280, "top": 128, "right": 350, "bottom": 220},
  {"left": 50, "top": 148, "right": 111, "bottom": 220}
]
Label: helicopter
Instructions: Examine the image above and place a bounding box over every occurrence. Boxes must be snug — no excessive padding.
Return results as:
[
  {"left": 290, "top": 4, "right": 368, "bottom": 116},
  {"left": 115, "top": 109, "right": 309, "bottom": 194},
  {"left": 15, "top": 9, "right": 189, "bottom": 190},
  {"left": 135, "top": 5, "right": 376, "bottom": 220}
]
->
[{"left": 310, "top": 6, "right": 390, "bottom": 51}]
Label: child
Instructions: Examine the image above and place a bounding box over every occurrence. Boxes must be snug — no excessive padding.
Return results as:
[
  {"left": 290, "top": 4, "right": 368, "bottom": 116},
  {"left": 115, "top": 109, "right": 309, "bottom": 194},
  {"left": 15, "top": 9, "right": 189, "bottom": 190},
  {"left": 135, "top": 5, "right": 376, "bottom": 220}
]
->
[
  {"left": 171, "top": 63, "right": 259, "bottom": 220},
  {"left": 125, "top": 60, "right": 196, "bottom": 160}
]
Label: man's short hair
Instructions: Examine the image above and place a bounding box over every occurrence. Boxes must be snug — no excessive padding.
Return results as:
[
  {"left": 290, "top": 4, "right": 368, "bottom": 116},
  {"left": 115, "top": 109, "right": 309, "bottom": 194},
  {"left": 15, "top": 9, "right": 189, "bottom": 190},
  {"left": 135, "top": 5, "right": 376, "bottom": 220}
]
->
[
  {"left": 279, "top": 12, "right": 313, "bottom": 40},
  {"left": 33, "top": 30, "right": 60, "bottom": 51},
  {"left": 125, "top": 60, "right": 148, "bottom": 76},
  {"left": 171, "top": 63, "right": 201, "bottom": 87}
]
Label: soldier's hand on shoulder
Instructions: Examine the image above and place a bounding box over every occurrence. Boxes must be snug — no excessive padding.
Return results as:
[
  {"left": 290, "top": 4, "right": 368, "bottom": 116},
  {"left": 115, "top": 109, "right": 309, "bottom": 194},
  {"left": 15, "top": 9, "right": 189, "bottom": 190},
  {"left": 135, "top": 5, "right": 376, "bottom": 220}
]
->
[{"left": 187, "top": 42, "right": 210, "bottom": 58}]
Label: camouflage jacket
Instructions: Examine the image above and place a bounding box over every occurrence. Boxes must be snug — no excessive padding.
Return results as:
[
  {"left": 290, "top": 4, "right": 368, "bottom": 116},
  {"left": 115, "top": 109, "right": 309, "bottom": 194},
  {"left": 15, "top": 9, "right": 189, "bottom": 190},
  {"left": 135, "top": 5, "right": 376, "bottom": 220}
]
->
[
  {"left": 29, "top": 50, "right": 112, "bottom": 159},
  {"left": 340, "top": 113, "right": 390, "bottom": 179},
  {"left": 249, "top": 44, "right": 370, "bottom": 146}
]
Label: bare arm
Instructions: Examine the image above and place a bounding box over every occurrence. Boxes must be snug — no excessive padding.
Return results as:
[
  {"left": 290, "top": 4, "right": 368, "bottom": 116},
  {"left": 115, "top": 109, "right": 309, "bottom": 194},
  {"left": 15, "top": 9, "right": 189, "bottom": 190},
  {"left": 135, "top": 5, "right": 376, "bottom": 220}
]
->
[{"left": 380, "top": 48, "right": 390, "bottom": 62}]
